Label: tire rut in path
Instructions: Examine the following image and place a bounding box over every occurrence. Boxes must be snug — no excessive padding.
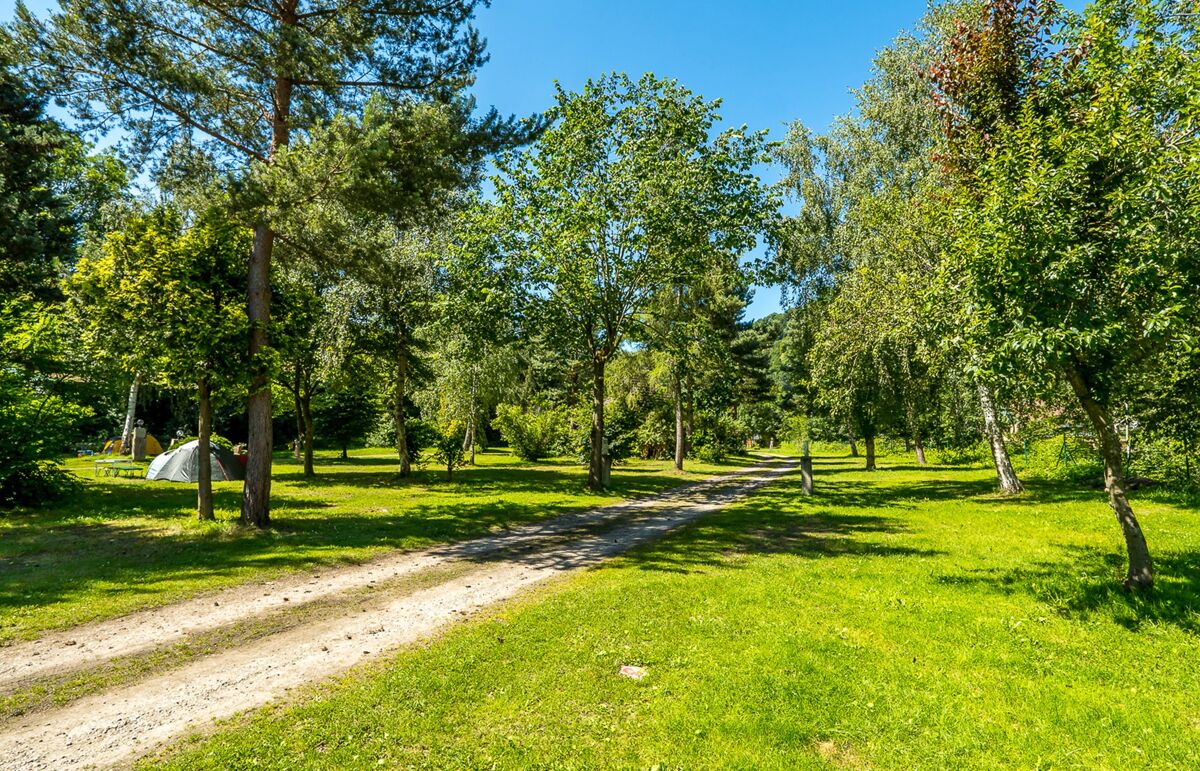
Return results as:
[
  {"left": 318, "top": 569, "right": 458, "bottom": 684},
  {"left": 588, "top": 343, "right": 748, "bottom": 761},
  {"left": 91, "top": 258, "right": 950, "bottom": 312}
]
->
[{"left": 0, "top": 459, "right": 793, "bottom": 771}]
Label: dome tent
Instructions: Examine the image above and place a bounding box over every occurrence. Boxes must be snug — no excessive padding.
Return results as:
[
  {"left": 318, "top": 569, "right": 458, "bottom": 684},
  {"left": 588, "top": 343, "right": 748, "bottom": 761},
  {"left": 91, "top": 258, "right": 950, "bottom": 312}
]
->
[
  {"left": 146, "top": 440, "right": 244, "bottom": 482},
  {"left": 101, "top": 434, "right": 164, "bottom": 455}
]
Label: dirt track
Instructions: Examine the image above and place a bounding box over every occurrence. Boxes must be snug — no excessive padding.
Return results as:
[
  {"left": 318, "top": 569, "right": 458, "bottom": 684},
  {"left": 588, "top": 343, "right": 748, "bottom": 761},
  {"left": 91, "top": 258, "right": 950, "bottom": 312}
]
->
[{"left": 0, "top": 459, "right": 793, "bottom": 770}]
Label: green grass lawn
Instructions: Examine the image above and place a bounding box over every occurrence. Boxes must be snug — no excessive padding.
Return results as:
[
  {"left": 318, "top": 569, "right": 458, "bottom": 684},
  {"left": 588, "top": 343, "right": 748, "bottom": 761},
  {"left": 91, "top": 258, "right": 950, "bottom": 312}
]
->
[
  {"left": 152, "top": 454, "right": 1200, "bottom": 770},
  {"left": 0, "top": 448, "right": 742, "bottom": 644}
]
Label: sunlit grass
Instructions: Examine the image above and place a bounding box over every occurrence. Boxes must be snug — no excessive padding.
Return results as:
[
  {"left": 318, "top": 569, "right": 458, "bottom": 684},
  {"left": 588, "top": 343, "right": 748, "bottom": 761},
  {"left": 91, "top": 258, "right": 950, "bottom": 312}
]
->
[{"left": 152, "top": 453, "right": 1200, "bottom": 769}]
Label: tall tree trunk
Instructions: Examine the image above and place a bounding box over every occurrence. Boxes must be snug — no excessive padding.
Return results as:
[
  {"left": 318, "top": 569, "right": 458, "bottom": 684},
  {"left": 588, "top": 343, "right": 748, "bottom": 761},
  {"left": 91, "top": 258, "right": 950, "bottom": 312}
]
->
[
  {"left": 847, "top": 420, "right": 859, "bottom": 457},
  {"left": 672, "top": 368, "right": 685, "bottom": 471},
  {"left": 464, "top": 379, "right": 478, "bottom": 465},
  {"left": 197, "top": 378, "right": 215, "bottom": 522},
  {"left": 913, "top": 433, "right": 927, "bottom": 465},
  {"left": 341, "top": 444, "right": 348, "bottom": 460},
  {"left": 242, "top": 55, "right": 295, "bottom": 527},
  {"left": 864, "top": 434, "right": 877, "bottom": 471},
  {"left": 462, "top": 418, "right": 476, "bottom": 464},
  {"left": 588, "top": 357, "right": 606, "bottom": 491},
  {"left": 121, "top": 374, "right": 140, "bottom": 454},
  {"left": 242, "top": 222, "right": 274, "bottom": 527},
  {"left": 1065, "top": 366, "right": 1154, "bottom": 590},
  {"left": 301, "top": 390, "right": 314, "bottom": 477},
  {"left": 394, "top": 330, "right": 411, "bottom": 477},
  {"left": 978, "top": 382, "right": 1023, "bottom": 494}
]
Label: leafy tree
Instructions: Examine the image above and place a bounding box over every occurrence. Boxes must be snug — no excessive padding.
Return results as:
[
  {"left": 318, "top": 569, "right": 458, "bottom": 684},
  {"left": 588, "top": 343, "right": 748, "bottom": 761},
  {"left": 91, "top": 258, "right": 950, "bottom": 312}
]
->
[
  {"left": 71, "top": 207, "right": 249, "bottom": 520},
  {"left": 493, "top": 73, "right": 772, "bottom": 489},
  {"left": 313, "top": 373, "right": 378, "bottom": 460},
  {"left": 345, "top": 225, "right": 439, "bottom": 477},
  {"left": 18, "top": 0, "right": 507, "bottom": 526},
  {"left": 776, "top": 33, "right": 950, "bottom": 471},
  {"left": 938, "top": 0, "right": 1200, "bottom": 589}
]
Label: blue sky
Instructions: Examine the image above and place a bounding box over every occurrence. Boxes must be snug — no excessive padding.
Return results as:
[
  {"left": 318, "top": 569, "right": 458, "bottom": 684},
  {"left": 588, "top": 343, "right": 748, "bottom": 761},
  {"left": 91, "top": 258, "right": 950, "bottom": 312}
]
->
[
  {"left": 468, "top": 0, "right": 936, "bottom": 318},
  {"left": 3, "top": 0, "right": 946, "bottom": 318}
]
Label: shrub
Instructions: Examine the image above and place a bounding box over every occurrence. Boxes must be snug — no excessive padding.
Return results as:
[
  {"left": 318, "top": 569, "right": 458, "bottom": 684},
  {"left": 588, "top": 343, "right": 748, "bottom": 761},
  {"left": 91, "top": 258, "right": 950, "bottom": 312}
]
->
[
  {"left": 690, "top": 412, "right": 749, "bottom": 463},
  {"left": 492, "top": 404, "right": 568, "bottom": 462},
  {"left": 430, "top": 421, "right": 467, "bottom": 481}
]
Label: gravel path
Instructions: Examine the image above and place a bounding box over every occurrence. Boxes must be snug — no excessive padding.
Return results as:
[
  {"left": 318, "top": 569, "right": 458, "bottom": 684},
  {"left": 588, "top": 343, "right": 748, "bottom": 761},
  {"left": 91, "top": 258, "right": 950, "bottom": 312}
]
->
[{"left": 0, "top": 459, "right": 792, "bottom": 770}]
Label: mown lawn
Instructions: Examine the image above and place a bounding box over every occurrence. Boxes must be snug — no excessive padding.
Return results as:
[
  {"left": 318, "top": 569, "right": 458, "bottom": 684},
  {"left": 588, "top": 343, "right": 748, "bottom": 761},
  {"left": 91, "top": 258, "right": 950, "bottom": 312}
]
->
[
  {"left": 153, "top": 454, "right": 1200, "bottom": 769},
  {"left": 0, "top": 449, "right": 741, "bottom": 643}
]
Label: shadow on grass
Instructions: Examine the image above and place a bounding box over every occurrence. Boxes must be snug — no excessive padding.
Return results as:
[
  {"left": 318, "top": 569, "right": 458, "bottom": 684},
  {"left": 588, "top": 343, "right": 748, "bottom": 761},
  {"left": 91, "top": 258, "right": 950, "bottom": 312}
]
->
[
  {"left": 936, "top": 546, "right": 1200, "bottom": 636},
  {"left": 615, "top": 476, "right": 945, "bottom": 575}
]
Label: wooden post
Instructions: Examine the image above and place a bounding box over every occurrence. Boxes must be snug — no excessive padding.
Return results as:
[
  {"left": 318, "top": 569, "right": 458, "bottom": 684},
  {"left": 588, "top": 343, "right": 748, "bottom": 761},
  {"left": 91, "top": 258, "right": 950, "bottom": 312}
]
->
[{"left": 801, "top": 453, "right": 813, "bottom": 496}]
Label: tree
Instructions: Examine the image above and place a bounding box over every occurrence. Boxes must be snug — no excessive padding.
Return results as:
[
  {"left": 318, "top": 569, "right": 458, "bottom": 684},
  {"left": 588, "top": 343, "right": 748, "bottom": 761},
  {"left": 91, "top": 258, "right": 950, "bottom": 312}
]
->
[
  {"left": 345, "top": 225, "right": 439, "bottom": 477},
  {"left": 0, "top": 52, "right": 123, "bottom": 505},
  {"left": 18, "top": 0, "right": 500, "bottom": 526},
  {"left": 939, "top": 0, "right": 1200, "bottom": 589},
  {"left": 72, "top": 207, "right": 249, "bottom": 520},
  {"left": 494, "top": 73, "right": 772, "bottom": 490},
  {"left": 313, "top": 370, "right": 378, "bottom": 460}
]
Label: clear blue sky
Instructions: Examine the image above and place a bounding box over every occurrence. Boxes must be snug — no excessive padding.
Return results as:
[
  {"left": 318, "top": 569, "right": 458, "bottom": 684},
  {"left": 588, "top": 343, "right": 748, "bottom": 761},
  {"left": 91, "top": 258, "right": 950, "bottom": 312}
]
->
[{"left": 3, "top": 0, "right": 945, "bottom": 318}]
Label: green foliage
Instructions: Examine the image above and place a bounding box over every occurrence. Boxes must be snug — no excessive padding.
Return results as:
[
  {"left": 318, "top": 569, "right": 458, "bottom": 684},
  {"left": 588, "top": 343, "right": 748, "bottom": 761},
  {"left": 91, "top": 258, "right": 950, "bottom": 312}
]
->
[
  {"left": 70, "top": 206, "right": 250, "bottom": 394},
  {"left": 690, "top": 411, "right": 749, "bottom": 463},
  {"left": 313, "top": 382, "right": 378, "bottom": 456},
  {"left": 0, "top": 300, "right": 89, "bottom": 506},
  {"left": 492, "top": 404, "right": 568, "bottom": 463},
  {"left": 949, "top": 1, "right": 1199, "bottom": 398},
  {"left": 429, "top": 421, "right": 468, "bottom": 481}
]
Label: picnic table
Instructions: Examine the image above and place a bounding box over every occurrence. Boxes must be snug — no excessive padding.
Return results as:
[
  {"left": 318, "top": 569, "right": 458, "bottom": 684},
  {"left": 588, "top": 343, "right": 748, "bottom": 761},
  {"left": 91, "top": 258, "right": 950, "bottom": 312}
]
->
[{"left": 93, "top": 459, "right": 145, "bottom": 478}]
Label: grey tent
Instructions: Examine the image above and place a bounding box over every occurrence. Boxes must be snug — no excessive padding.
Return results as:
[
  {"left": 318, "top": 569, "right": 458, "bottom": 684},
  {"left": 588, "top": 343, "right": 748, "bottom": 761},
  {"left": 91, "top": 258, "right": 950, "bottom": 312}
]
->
[{"left": 146, "top": 440, "right": 245, "bottom": 482}]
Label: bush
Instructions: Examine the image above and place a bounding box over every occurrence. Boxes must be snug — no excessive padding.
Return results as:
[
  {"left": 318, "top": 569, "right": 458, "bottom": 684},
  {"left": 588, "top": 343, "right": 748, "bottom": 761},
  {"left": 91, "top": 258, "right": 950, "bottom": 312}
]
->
[
  {"left": 691, "top": 412, "right": 749, "bottom": 463},
  {"left": 492, "top": 404, "right": 568, "bottom": 462},
  {"left": 430, "top": 421, "right": 467, "bottom": 481},
  {"left": 0, "top": 382, "right": 89, "bottom": 509}
]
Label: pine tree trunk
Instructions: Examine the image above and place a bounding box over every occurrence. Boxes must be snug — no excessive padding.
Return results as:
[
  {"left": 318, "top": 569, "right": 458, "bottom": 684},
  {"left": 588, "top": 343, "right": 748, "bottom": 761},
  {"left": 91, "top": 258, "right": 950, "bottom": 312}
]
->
[
  {"left": 865, "top": 434, "right": 877, "bottom": 471},
  {"left": 394, "top": 331, "right": 411, "bottom": 477},
  {"left": 121, "top": 374, "right": 140, "bottom": 455},
  {"left": 197, "top": 378, "right": 215, "bottom": 522},
  {"left": 1065, "top": 366, "right": 1154, "bottom": 590},
  {"left": 978, "top": 382, "right": 1023, "bottom": 494},
  {"left": 242, "top": 230, "right": 275, "bottom": 527},
  {"left": 588, "top": 357, "right": 606, "bottom": 491},
  {"left": 242, "top": 60, "right": 296, "bottom": 527},
  {"left": 673, "top": 368, "right": 685, "bottom": 471},
  {"left": 301, "top": 391, "right": 314, "bottom": 477},
  {"left": 847, "top": 420, "right": 859, "bottom": 457}
]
